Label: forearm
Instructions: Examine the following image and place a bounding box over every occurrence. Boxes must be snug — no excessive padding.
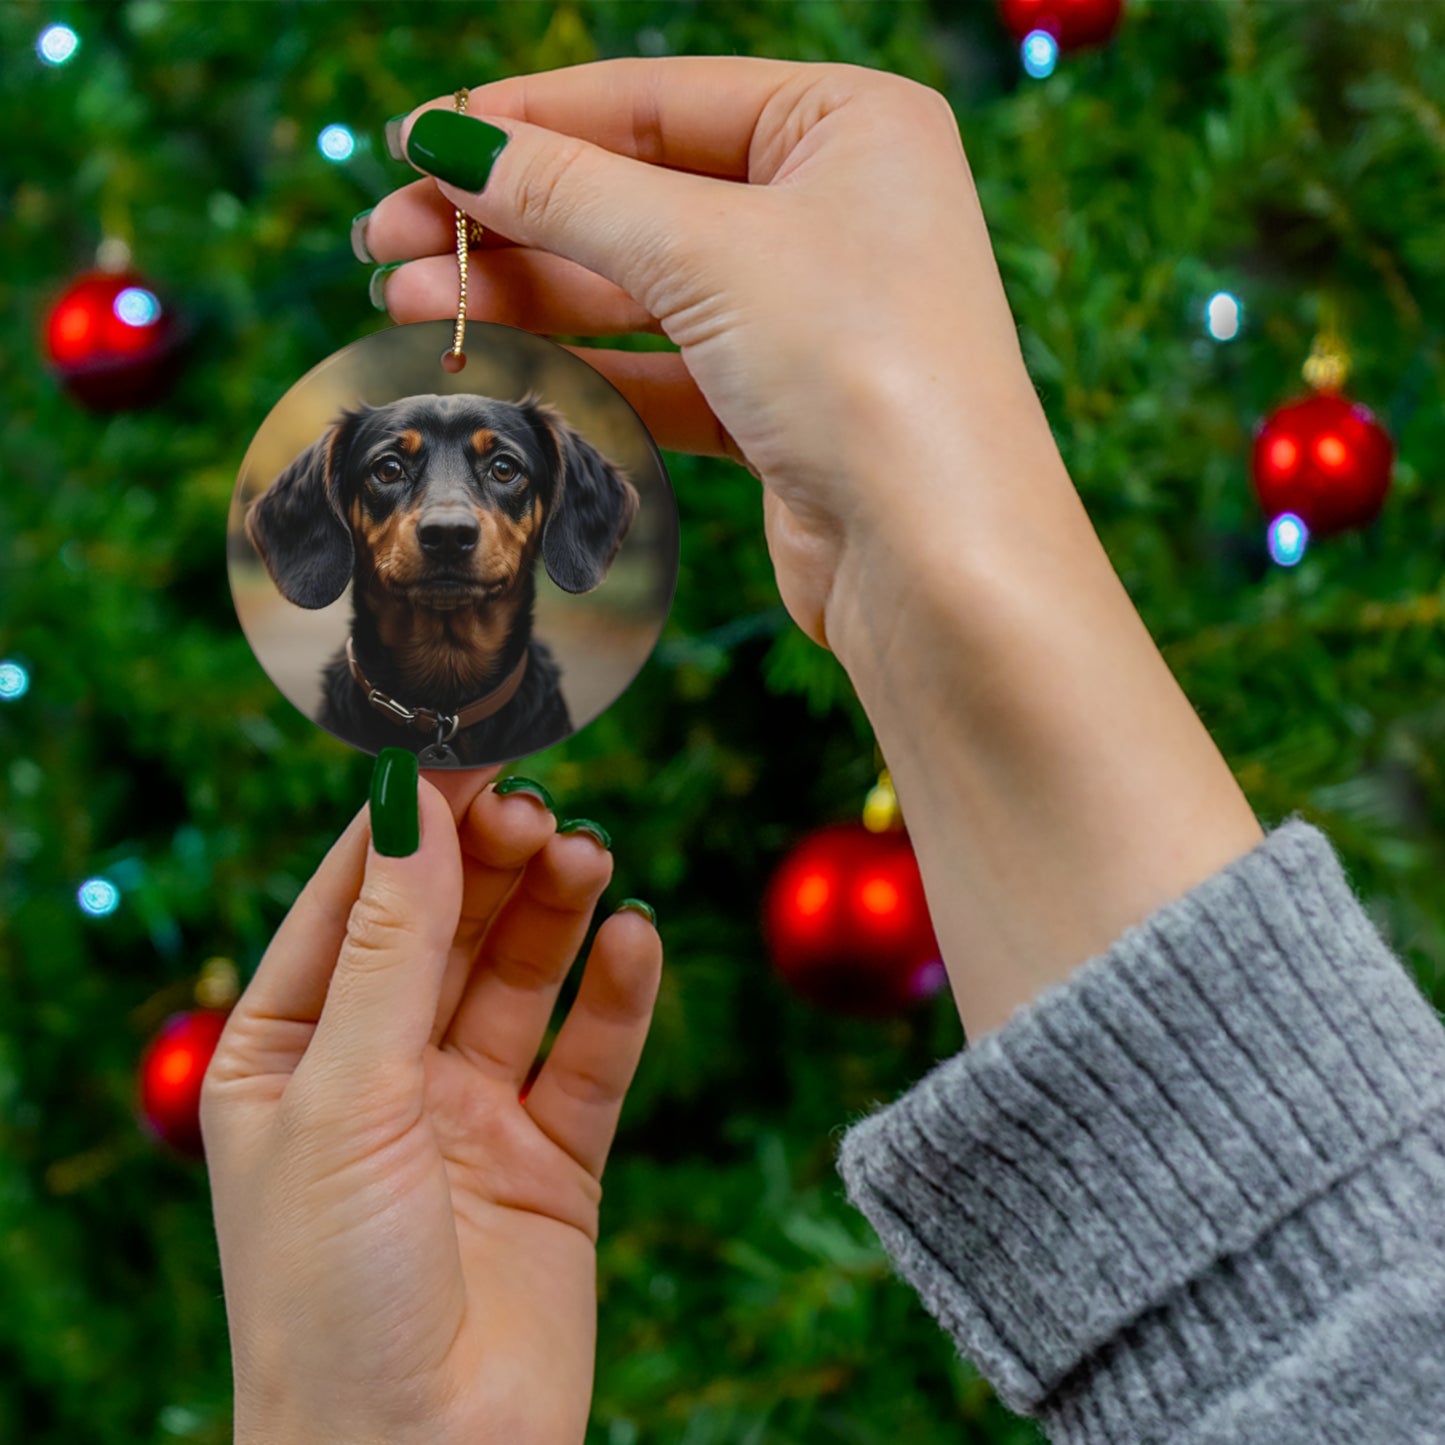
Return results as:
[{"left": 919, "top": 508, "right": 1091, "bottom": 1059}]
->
[{"left": 826, "top": 389, "right": 1262, "bottom": 1040}]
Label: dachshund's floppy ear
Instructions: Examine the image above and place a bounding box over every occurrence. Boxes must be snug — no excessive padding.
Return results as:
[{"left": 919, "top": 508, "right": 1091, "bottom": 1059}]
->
[
  {"left": 523, "top": 398, "right": 640, "bottom": 594},
  {"left": 244, "top": 409, "right": 362, "bottom": 609}
]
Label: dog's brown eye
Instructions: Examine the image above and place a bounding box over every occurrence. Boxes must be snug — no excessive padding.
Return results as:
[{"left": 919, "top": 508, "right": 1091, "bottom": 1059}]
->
[
  {"left": 490, "top": 455, "right": 520, "bottom": 483},
  {"left": 373, "top": 457, "right": 405, "bottom": 484}
]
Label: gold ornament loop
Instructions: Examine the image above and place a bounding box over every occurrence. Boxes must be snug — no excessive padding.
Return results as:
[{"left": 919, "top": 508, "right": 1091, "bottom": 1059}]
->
[{"left": 441, "top": 87, "right": 481, "bottom": 374}]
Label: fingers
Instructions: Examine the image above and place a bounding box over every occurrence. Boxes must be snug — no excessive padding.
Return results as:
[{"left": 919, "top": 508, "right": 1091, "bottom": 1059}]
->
[
  {"left": 300, "top": 778, "right": 464, "bottom": 1085},
  {"left": 439, "top": 828, "right": 614, "bottom": 1085},
  {"left": 428, "top": 783, "right": 558, "bottom": 1049},
  {"left": 416, "top": 55, "right": 809, "bottom": 181},
  {"left": 361, "top": 177, "right": 519, "bottom": 260},
  {"left": 379, "top": 247, "right": 662, "bottom": 336},
  {"left": 523, "top": 908, "right": 663, "bottom": 1181},
  {"left": 399, "top": 108, "right": 751, "bottom": 309}
]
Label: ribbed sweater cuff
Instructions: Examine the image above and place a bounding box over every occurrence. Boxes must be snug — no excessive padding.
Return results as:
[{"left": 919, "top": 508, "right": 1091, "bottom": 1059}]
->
[{"left": 835, "top": 817, "right": 1445, "bottom": 1433}]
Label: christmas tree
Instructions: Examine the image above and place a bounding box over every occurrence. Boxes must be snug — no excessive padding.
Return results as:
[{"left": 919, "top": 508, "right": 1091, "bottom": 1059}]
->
[{"left": 2, "top": 3, "right": 1442, "bottom": 1442}]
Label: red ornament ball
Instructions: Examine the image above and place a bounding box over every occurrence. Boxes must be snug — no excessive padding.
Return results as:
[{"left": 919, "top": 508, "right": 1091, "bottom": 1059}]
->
[
  {"left": 44, "top": 269, "right": 183, "bottom": 410},
  {"left": 998, "top": 0, "right": 1125, "bottom": 49},
  {"left": 137, "top": 1009, "right": 230, "bottom": 1157},
  {"left": 763, "top": 822, "right": 945, "bottom": 1017},
  {"left": 1251, "top": 392, "right": 1394, "bottom": 537}
]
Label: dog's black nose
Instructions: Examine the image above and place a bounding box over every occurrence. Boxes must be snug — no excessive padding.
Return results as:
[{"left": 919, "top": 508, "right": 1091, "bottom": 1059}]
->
[{"left": 418, "top": 511, "right": 480, "bottom": 556}]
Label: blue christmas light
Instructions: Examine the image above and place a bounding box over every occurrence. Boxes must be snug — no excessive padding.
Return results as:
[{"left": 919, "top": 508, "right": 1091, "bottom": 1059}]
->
[
  {"left": 1022, "top": 30, "right": 1059, "bottom": 79},
  {"left": 318, "top": 124, "right": 356, "bottom": 162},
  {"left": 37, "top": 24, "right": 79, "bottom": 66},
  {"left": 0, "top": 661, "right": 28, "bottom": 700},
  {"left": 1267, "top": 512, "right": 1309, "bottom": 567},
  {"left": 78, "top": 878, "right": 121, "bottom": 917},
  {"left": 114, "top": 287, "right": 161, "bottom": 328},
  {"left": 1205, "top": 291, "right": 1243, "bottom": 342}
]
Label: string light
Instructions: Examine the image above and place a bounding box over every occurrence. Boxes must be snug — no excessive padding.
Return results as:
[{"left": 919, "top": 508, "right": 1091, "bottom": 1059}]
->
[
  {"left": 1267, "top": 512, "right": 1309, "bottom": 568},
  {"left": 114, "top": 287, "right": 162, "bottom": 328},
  {"left": 0, "top": 661, "right": 29, "bottom": 701},
  {"left": 37, "top": 24, "right": 79, "bottom": 66},
  {"left": 317, "top": 124, "right": 356, "bottom": 162},
  {"left": 78, "top": 878, "right": 121, "bottom": 917},
  {"left": 1205, "top": 291, "right": 1243, "bottom": 341},
  {"left": 1022, "top": 30, "right": 1060, "bottom": 78}
]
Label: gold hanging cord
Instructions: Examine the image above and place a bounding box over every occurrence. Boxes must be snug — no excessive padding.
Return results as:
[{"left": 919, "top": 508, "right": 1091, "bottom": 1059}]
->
[{"left": 443, "top": 88, "right": 485, "bottom": 371}]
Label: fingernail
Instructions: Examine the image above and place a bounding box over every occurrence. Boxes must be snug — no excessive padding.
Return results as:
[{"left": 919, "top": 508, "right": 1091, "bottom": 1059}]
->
[
  {"left": 617, "top": 898, "right": 656, "bottom": 926},
  {"left": 370, "top": 747, "right": 420, "bottom": 857},
  {"left": 493, "top": 775, "right": 556, "bottom": 813},
  {"left": 558, "top": 817, "right": 611, "bottom": 851},
  {"left": 350, "top": 208, "right": 375, "bottom": 264},
  {"left": 369, "top": 261, "right": 404, "bottom": 311},
  {"left": 384, "top": 113, "right": 409, "bottom": 162},
  {"left": 405, "top": 110, "right": 510, "bottom": 192}
]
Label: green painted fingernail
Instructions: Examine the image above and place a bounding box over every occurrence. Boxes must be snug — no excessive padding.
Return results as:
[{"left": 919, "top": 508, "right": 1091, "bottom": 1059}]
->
[
  {"left": 405, "top": 110, "right": 510, "bottom": 192},
  {"left": 493, "top": 775, "right": 556, "bottom": 813},
  {"left": 384, "top": 113, "right": 409, "bottom": 162},
  {"left": 558, "top": 818, "right": 611, "bottom": 851},
  {"left": 617, "top": 898, "right": 656, "bottom": 926},
  {"left": 350, "top": 208, "right": 375, "bottom": 264},
  {"left": 369, "top": 261, "right": 403, "bottom": 311},
  {"left": 370, "top": 748, "right": 419, "bottom": 857}
]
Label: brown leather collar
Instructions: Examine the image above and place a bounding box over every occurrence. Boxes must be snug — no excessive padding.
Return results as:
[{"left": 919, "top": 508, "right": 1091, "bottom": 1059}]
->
[{"left": 345, "top": 636, "right": 528, "bottom": 742}]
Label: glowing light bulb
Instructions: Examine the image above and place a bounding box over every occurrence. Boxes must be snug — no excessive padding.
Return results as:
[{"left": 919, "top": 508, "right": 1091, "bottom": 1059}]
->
[
  {"left": 1021, "top": 30, "right": 1059, "bottom": 79},
  {"left": 78, "top": 877, "right": 121, "bottom": 917},
  {"left": 114, "top": 287, "right": 161, "bottom": 327},
  {"left": 0, "top": 661, "right": 29, "bottom": 700},
  {"left": 1205, "top": 291, "right": 1242, "bottom": 341},
  {"left": 1267, "top": 512, "right": 1309, "bottom": 567},
  {"left": 38, "top": 24, "right": 79, "bottom": 66},
  {"left": 318, "top": 124, "right": 356, "bottom": 162}
]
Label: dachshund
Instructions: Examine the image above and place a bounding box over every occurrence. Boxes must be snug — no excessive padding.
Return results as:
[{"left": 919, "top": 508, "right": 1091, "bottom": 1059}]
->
[{"left": 244, "top": 392, "right": 639, "bottom": 765}]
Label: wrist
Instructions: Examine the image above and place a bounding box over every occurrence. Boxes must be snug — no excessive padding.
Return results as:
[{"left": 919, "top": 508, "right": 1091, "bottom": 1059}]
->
[{"left": 824, "top": 421, "right": 1262, "bottom": 1039}]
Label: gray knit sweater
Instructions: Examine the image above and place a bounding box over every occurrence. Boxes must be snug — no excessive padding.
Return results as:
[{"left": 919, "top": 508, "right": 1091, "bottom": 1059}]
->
[{"left": 836, "top": 818, "right": 1445, "bottom": 1443}]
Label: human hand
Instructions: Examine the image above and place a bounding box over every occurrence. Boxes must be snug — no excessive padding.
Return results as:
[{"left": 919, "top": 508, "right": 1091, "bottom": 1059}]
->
[
  {"left": 361, "top": 57, "right": 1064, "bottom": 662},
  {"left": 201, "top": 758, "right": 662, "bottom": 1445}
]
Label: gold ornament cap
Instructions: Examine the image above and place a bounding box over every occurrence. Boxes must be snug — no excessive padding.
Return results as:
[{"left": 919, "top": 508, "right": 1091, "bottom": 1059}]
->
[
  {"left": 194, "top": 956, "right": 240, "bottom": 1010},
  {"left": 863, "top": 767, "right": 903, "bottom": 833}
]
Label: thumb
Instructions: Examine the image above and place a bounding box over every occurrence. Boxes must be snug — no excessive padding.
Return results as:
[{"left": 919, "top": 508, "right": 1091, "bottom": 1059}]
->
[
  {"left": 398, "top": 106, "right": 742, "bottom": 314},
  {"left": 303, "top": 750, "right": 462, "bottom": 1087}
]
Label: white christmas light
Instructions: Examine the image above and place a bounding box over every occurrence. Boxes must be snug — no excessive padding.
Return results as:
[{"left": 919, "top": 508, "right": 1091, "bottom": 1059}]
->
[
  {"left": 1022, "top": 30, "right": 1059, "bottom": 79},
  {"left": 38, "top": 24, "right": 79, "bottom": 66},
  {"left": 318, "top": 124, "right": 356, "bottom": 162},
  {"left": 1267, "top": 512, "right": 1309, "bottom": 567},
  {"left": 1205, "top": 291, "right": 1243, "bottom": 341},
  {"left": 114, "top": 287, "right": 161, "bottom": 327},
  {"left": 78, "top": 878, "right": 121, "bottom": 917},
  {"left": 0, "top": 660, "right": 29, "bottom": 700}
]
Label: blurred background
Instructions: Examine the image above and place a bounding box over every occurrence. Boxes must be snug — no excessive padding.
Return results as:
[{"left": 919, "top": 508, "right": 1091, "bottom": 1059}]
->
[
  {"left": 229, "top": 318, "right": 676, "bottom": 735},
  {"left": 1, "top": 3, "right": 1443, "bottom": 1443}
]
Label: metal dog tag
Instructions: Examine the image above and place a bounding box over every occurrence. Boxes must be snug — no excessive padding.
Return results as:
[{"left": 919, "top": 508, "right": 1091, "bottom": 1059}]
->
[{"left": 417, "top": 742, "right": 460, "bottom": 767}]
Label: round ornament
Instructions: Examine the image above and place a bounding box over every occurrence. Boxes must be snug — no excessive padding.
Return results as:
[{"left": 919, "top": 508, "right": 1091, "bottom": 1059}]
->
[
  {"left": 1251, "top": 392, "right": 1394, "bottom": 537},
  {"left": 998, "top": 0, "right": 1125, "bottom": 50},
  {"left": 137, "top": 1008, "right": 230, "bottom": 1157},
  {"left": 44, "top": 268, "right": 184, "bottom": 410},
  {"left": 763, "top": 821, "right": 946, "bottom": 1017}
]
